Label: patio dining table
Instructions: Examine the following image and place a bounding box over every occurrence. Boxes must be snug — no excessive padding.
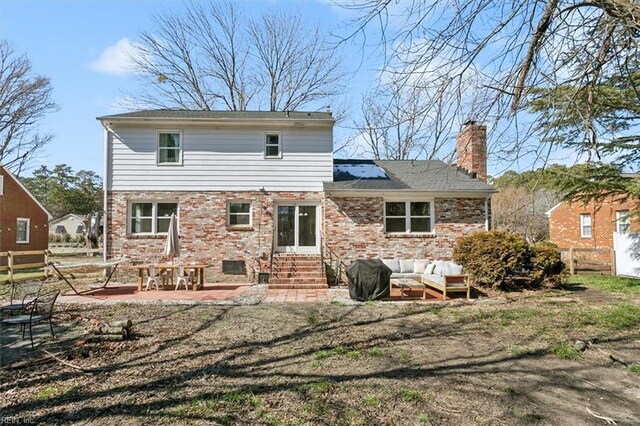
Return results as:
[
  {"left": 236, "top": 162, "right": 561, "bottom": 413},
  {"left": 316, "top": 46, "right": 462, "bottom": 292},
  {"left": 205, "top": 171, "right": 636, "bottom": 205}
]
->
[{"left": 126, "top": 264, "right": 209, "bottom": 292}]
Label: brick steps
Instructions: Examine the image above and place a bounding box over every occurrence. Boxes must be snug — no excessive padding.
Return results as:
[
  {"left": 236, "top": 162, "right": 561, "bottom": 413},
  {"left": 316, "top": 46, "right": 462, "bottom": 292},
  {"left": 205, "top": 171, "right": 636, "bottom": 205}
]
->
[{"left": 269, "top": 253, "right": 327, "bottom": 289}]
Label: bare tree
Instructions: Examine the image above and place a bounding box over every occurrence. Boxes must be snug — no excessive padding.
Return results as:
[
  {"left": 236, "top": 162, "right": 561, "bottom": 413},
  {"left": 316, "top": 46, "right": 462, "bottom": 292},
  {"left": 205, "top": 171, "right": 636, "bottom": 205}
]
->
[
  {"left": 0, "top": 40, "right": 58, "bottom": 175},
  {"left": 338, "top": 0, "right": 640, "bottom": 168},
  {"left": 130, "top": 1, "right": 344, "bottom": 112},
  {"left": 249, "top": 9, "right": 345, "bottom": 111}
]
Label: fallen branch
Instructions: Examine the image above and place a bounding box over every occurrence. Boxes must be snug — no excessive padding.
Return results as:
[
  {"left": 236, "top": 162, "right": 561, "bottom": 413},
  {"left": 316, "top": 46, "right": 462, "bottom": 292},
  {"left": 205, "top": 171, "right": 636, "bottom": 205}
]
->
[
  {"left": 586, "top": 407, "right": 617, "bottom": 425},
  {"left": 42, "top": 349, "right": 103, "bottom": 373}
]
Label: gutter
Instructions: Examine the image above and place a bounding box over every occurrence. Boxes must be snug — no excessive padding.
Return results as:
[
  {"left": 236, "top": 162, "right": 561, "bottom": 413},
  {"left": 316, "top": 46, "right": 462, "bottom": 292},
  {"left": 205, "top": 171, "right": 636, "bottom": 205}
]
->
[{"left": 96, "top": 117, "right": 335, "bottom": 126}]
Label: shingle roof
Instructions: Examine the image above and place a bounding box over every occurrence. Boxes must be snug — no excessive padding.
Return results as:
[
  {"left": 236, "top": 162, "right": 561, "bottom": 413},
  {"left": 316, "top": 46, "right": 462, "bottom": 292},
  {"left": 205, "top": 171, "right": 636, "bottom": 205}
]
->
[
  {"left": 97, "top": 109, "right": 334, "bottom": 122},
  {"left": 324, "top": 159, "right": 496, "bottom": 193}
]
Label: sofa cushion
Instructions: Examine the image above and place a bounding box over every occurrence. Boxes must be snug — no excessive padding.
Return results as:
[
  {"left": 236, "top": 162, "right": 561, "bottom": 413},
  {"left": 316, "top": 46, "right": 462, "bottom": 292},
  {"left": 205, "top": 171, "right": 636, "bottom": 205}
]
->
[
  {"left": 402, "top": 273, "right": 422, "bottom": 279},
  {"left": 432, "top": 260, "right": 446, "bottom": 276},
  {"left": 423, "top": 274, "right": 444, "bottom": 285},
  {"left": 400, "top": 259, "right": 415, "bottom": 273},
  {"left": 413, "top": 261, "right": 427, "bottom": 274},
  {"left": 443, "top": 261, "right": 463, "bottom": 276},
  {"left": 382, "top": 259, "right": 400, "bottom": 273}
]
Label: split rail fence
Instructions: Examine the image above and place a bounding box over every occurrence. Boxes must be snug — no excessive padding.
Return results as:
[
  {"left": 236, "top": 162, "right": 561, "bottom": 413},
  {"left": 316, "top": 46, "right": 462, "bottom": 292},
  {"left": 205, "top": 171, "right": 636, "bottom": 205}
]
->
[
  {"left": 0, "top": 250, "right": 50, "bottom": 282},
  {"left": 559, "top": 247, "right": 616, "bottom": 276}
]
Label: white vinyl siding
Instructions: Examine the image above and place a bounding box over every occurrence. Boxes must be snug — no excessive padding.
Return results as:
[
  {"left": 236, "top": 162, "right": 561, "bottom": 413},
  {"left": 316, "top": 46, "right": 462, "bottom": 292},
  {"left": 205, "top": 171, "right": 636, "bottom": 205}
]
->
[
  {"left": 16, "top": 218, "right": 30, "bottom": 243},
  {"left": 616, "top": 210, "right": 630, "bottom": 234},
  {"left": 108, "top": 126, "right": 333, "bottom": 191},
  {"left": 580, "top": 214, "right": 592, "bottom": 238}
]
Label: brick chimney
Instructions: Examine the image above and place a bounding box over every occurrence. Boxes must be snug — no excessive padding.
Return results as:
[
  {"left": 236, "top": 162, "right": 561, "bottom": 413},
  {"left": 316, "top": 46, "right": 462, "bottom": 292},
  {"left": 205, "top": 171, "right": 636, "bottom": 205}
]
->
[{"left": 456, "top": 121, "right": 487, "bottom": 183}]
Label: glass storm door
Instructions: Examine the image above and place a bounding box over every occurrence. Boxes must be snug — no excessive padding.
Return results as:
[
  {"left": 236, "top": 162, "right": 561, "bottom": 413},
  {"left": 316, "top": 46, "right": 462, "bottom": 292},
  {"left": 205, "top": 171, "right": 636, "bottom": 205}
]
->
[{"left": 275, "top": 204, "right": 319, "bottom": 253}]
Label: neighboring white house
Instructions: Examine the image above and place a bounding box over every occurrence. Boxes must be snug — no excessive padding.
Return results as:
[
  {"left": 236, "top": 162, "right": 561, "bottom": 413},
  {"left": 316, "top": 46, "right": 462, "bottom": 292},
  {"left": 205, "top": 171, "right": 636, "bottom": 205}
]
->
[{"left": 49, "top": 214, "right": 86, "bottom": 237}]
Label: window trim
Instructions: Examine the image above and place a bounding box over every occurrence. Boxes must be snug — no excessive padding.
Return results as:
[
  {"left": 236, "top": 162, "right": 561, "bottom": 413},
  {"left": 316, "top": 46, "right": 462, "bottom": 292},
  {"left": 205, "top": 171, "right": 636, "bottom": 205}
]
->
[
  {"left": 579, "top": 213, "right": 592, "bottom": 238},
  {"left": 156, "top": 130, "right": 183, "bottom": 166},
  {"left": 128, "top": 201, "right": 179, "bottom": 235},
  {"left": 264, "top": 132, "right": 282, "bottom": 159},
  {"left": 16, "top": 218, "right": 30, "bottom": 244},
  {"left": 383, "top": 199, "right": 435, "bottom": 234},
  {"left": 227, "top": 200, "right": 253, "bottom": 227},
  {"left": 616, "top": 210, "right": 630, "bottom": 234}
]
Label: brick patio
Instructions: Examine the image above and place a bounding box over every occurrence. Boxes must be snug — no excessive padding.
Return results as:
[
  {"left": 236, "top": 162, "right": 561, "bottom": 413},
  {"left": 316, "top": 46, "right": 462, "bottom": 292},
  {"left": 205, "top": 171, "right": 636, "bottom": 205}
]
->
[{"left": 59, "top": 283, "right": 252, "bottom": 303}]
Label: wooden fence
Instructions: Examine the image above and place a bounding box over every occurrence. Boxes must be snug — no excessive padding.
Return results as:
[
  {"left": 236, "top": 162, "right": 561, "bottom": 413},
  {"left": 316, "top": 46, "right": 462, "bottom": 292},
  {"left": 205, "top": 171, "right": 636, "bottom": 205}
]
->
[
  {"left": 0, "top": 250, "right": 50, "bottom": 282},
  {"left": 560, "top": 247, "right": 616, "bottom": 276}
]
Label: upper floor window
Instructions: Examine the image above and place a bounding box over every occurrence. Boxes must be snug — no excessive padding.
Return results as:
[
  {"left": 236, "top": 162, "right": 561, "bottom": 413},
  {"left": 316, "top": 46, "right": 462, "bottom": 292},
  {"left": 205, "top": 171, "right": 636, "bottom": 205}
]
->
[
  {"left": 55, "top": 225, "right": 67, "bottom": 234},
  {"left": 265, "top": 133, "right": 281, "bottom": 158},
  {"left": 580, "top": 213, "right": 592, "bottom": 238},
  {"left": 157, "top": 132, "right": 182, "bottom": 164},
  {"left": 384, "top": 201, "right": 433, "bottom": 233},
  {"left": 616, "top": 210, "right": 630, "bottom": 234},
  {"left": 16, "top": 218, "right": 30, "bottom": 243},
  {"left": 228, "top": 201, "right": 252, "bottom": 227},
  {"left": 130, "top": 202, "right": 178, "bottom": 234}
]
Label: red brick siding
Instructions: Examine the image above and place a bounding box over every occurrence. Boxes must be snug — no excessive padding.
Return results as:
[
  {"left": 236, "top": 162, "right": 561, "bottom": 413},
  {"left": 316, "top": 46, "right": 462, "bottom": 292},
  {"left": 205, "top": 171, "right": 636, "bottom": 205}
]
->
[
  {"left": 549, "top": 198, "right": 640, "bottom": 249},
  {"left": 323, "top": 196, "right": 487, "bottom": 262},
  {"left": 0, "top": 166, "right": 49, "bottom": 264},
  {"left": 107, "top": 191, "right": 323, "bottom": 282}
]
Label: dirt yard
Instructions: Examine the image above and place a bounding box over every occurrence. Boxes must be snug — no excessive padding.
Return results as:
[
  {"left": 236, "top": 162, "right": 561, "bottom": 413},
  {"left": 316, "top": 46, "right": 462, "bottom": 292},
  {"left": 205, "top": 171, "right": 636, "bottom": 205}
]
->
[{"left": 1, "top": 280, "right": 639, "bottom": 425}]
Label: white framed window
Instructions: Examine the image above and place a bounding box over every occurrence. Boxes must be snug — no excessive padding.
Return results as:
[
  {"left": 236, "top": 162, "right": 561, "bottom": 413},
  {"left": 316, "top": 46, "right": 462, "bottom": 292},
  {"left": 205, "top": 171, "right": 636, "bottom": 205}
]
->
[
  {"left": 129, "top": 201, "right": 178, "bottom": 234},
  {"left": 16, "top": 218, "right": 30, "bottom": 243},
  {"left": 227, "top": 201, "right": 252, "bottom": 227},
  {"left": 580, "top": 213, "right": 592, "bottom": 238},
  {"left": 264, "top": 133, "right": 281, "bottom": 158},
  {"left": 616, "top": 210, "right": 630, "bottom": 234},
  {"left": 157, "top": 131, "right": 182, "bottom": 165},
  {"left": 384, "top": 200, "right": 434, "bottom": 233}
]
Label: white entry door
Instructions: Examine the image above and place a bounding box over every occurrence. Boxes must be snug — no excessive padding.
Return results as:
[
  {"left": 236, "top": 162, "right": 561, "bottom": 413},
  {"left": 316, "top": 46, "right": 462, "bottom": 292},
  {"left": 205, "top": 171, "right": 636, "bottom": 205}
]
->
[{"left": 275, "top": 203, "right": 320, "bottom": 253}]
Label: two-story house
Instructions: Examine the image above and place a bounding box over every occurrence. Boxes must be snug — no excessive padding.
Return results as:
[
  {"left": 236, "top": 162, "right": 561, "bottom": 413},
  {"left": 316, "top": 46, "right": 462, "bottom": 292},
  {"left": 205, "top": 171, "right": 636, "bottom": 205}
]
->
[{"left": 98, "top": 110, "right": 495, "bottom": 288}]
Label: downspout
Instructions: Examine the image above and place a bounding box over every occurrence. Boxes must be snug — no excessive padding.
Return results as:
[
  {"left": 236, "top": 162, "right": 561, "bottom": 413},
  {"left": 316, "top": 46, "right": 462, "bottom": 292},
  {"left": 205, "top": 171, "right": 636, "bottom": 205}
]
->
[{"left": 484, "top": 195, "right": 491, "bottom": 231}]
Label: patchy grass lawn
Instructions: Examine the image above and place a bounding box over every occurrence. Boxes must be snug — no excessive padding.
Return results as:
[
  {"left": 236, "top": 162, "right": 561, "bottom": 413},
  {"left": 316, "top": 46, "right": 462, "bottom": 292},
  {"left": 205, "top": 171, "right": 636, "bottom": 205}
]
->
[
  {"left": 0, "top": 274, "right": 639, "bottom": 425},
  {"left": 569, "top": 274, "right": 640, "bottom": 295}
]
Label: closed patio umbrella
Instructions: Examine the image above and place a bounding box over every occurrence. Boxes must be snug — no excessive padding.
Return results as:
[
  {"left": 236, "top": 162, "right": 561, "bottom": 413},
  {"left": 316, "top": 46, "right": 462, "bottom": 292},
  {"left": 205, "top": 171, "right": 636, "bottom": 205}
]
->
[{"left": 164, "top": 213, "right": 180, "bottom": 262}]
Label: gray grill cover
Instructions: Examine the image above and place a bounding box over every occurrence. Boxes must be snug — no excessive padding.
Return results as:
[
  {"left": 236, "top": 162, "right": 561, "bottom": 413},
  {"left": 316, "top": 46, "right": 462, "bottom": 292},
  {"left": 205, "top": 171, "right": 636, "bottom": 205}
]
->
[{"left": 347, "top": 259, "right": 392, "bottom": 301}]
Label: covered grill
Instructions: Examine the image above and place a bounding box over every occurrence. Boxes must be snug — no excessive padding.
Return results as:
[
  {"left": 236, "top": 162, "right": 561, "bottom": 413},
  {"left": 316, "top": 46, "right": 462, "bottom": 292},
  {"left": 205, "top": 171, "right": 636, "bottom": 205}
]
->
[{"left": 346, "top": 259, "right": 392, "bottom": 301}]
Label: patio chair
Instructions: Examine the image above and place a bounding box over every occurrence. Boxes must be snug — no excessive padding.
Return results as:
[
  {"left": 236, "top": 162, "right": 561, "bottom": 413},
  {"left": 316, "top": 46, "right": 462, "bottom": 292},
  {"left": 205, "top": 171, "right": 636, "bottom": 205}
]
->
[
  {"left": 1, "top": 290, "right": 60, "bottom": 349},
  {"left": 0, "top": 282, "right": 43, "bottom": 317},
  {"left": 175, "top": 266, "right": 194, "bottom": 291},
  {"left": 145, "top": 265, "right": 165, "bottom": 291}
]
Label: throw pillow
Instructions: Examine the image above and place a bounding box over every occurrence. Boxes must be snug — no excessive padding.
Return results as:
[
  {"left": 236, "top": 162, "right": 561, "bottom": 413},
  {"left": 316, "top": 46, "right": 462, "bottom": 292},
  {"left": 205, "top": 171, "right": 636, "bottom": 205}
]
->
[
  {"left": 425, "top": 263, "right": 436, "bottom": 275},
  {"left": 400, "top": 259, "right": 415, "bottom": 273},
  {"left": 414, "top": 261, "right": 427, "bottom": 274},
  {"left": 432, "top": 260, "right": 445, "bottom": 276}
]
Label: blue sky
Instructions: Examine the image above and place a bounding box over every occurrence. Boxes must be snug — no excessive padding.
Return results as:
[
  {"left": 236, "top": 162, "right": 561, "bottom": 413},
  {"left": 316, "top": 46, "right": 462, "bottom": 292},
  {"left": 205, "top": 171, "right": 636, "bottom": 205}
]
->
[
  {"left": 1, "top": 0, "right": 578, "bottom": 179},
  {"left": 1, "top": 0, "right": 374, "bottom": 177}
]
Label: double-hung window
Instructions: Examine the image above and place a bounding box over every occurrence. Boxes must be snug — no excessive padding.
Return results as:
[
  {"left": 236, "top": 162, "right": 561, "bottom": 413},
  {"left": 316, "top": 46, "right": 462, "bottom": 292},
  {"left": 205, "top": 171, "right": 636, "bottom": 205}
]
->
[
  {"left": 580, "top": 214, "right": 592, "bottom": 238},
  {"left": 228, "top": 201, "right": 252, "bottom": 226},
  {"left": 157, "top": 132, "right": 182, "bottom": 164},
  {"left": 385, "top": 201, "right": 433, "bottom": 233},
  {"left": 16, "top": 218, "right": 30, "bottom": 243},
  {"left": 130, "top": 202, "right": 178, "bottom": 234},
  {"left": 616, "top": 210, "right": 630, "bottom": 234},
  {"left": 265, "top": 133, "right": 281, "bottom": 158}
]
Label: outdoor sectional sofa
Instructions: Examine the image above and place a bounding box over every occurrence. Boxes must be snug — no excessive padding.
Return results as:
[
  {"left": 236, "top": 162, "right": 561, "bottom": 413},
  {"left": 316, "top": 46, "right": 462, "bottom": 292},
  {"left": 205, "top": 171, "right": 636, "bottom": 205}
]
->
[{"left": 381, "top": 258, "right": 471, "bottom": 300}]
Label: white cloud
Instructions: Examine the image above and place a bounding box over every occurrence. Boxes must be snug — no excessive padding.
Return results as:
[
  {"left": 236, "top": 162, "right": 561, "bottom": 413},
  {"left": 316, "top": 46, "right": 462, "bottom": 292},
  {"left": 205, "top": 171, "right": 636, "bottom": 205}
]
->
[{"left": 89, "top": 38, "right": 139, "bottom": 75}]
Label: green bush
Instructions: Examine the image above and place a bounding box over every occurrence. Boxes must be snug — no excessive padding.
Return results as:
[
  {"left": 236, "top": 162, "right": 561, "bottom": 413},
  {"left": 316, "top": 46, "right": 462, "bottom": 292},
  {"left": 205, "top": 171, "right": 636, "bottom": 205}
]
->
[
  {"left": 453, "top": 230, "right": 531, "bottom": 288},
  {"left": 530, "top": 241, "right": 565, "bottom": 287},
  {"left": 453, "top": 231, "right": 565, "bottom": 289},
  {"left": 62, "top": 233, "right": 72, "bottom": 243}
]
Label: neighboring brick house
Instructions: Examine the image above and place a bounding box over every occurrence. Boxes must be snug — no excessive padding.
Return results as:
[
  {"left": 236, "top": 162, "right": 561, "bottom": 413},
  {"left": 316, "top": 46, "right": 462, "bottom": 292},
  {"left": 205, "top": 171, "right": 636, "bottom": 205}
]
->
[
  {"left": 98, "top": 110, "right": 495, "bottom": 287},
  {"left": 548, "top": 196, "right": 639, "bottom": 250},
  {"left": 0, "top": 165, "right": 51, "bottom": 265}
]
